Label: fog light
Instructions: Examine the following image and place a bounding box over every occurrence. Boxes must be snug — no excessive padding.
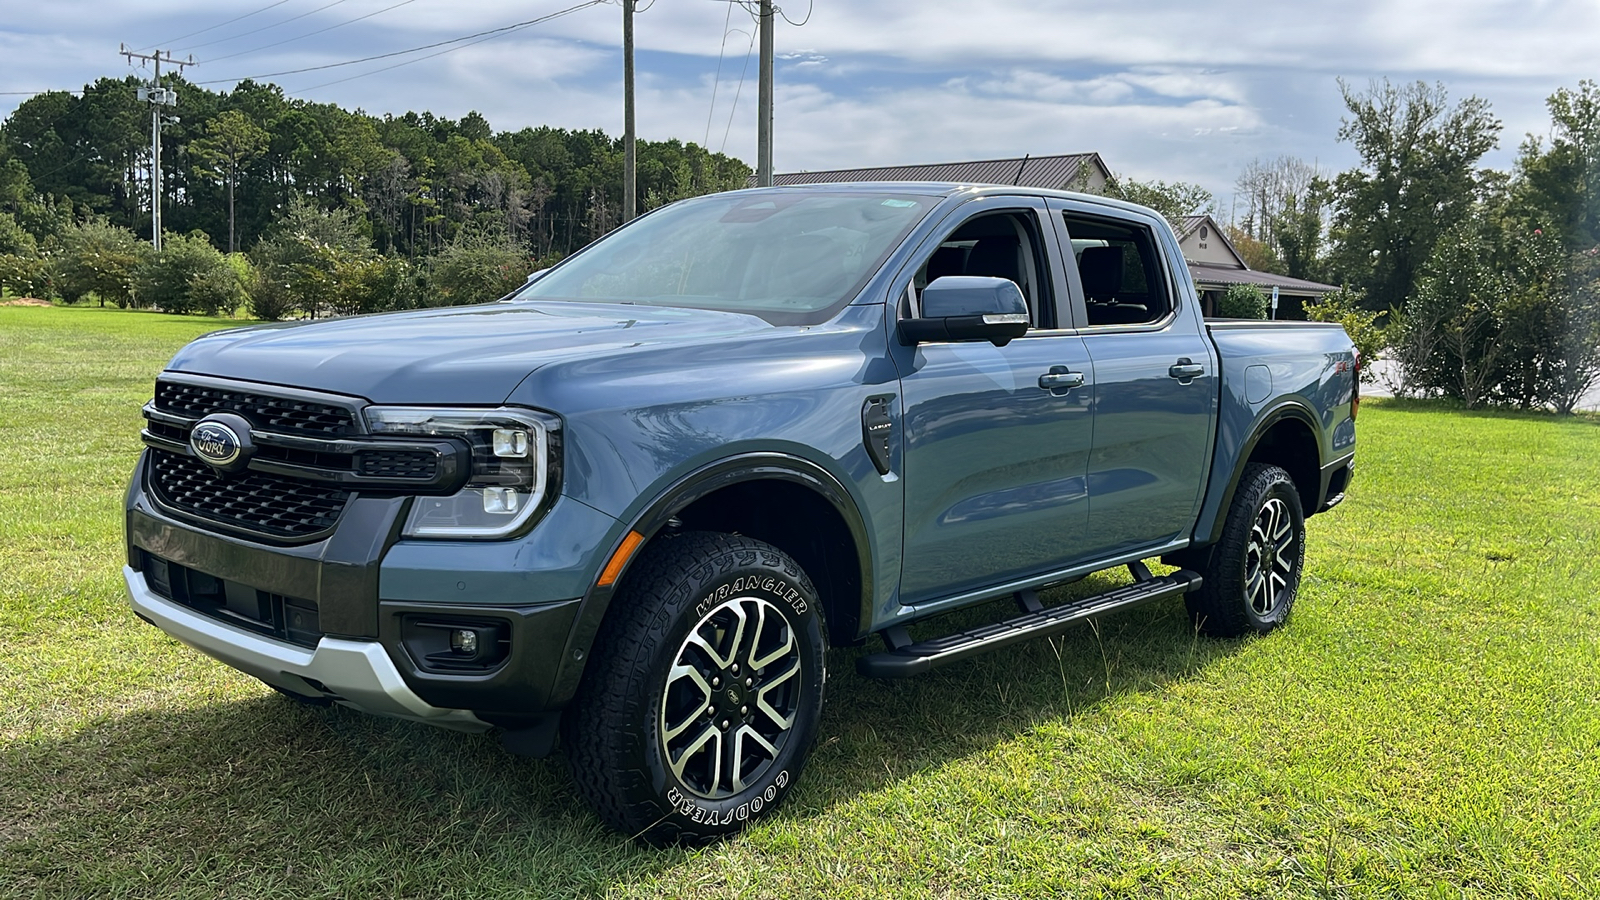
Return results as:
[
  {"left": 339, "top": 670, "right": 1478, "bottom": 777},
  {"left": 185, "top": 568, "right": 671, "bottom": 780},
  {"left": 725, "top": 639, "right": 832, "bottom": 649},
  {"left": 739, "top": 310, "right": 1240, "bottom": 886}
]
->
[
  {"left": 492, "top": 428, "right": 529, "bottom": 458},
  {"left": 482, "top": 487, "right": 520, "bottom": 514},
  {"left": 450, "top": 628, "right": 479, "bottom": 656}
]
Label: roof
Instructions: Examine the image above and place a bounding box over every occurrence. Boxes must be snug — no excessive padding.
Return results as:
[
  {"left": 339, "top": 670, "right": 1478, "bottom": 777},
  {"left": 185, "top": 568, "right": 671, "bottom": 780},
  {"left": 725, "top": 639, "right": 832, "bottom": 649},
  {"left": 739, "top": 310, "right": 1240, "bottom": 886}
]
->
[
  {"left": 762, "top": 153, "right": 1105, "bottom": 190},
  {"left": 1175, "top": 213, "right": 1249, "bottom": 269},
  {"left": 1187, "top": 262, "right": 1338, "bottom": 296}
]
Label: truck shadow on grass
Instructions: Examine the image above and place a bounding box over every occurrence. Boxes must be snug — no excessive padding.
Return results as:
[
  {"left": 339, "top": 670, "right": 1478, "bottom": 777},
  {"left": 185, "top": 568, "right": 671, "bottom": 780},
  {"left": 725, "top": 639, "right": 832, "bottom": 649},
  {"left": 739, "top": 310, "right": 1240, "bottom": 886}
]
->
[{"left": 1, "top": 574, "right": 1243, "bottom": 898}]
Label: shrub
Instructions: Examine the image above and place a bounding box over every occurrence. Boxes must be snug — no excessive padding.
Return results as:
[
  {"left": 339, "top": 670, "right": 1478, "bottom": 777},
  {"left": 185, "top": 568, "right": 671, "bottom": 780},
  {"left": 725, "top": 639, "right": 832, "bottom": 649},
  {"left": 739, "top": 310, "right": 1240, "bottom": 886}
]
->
[
  {"left": 1218, "top": 283, "right": 1269, "bottom": 319},
  {"left": 135, "top": 233, "right": 237, "bottom": 315},
  {"left": 51, "top": 219, "right": 149, "bottom": 307},
  {"left": 426, "top": 231, "right": 534, "bottom": 307},
  {"left": 0, "top": 253, "right": 51, "bottom": 299}
]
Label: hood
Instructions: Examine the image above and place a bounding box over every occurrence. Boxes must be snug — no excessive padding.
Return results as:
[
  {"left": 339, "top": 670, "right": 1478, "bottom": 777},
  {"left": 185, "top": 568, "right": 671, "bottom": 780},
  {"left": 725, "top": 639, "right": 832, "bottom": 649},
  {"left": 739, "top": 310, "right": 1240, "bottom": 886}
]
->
[{"left": 166, "top": 301, "right": 773, "bottom": 404}]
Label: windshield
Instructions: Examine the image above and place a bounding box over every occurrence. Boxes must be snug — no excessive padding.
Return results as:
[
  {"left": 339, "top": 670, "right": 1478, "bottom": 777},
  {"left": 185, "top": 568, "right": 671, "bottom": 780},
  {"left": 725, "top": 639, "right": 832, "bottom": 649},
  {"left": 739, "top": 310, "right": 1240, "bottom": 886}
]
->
[{"left": 511, "top": 190, "right": 936, "bottom": 324}]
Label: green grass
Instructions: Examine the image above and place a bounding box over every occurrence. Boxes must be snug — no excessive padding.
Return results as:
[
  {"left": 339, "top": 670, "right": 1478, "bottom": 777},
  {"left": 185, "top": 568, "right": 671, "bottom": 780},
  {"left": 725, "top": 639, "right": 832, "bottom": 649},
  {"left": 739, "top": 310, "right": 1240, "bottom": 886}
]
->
[{"left": 4, "top": 305, "right": 1600, "bottom": 898}]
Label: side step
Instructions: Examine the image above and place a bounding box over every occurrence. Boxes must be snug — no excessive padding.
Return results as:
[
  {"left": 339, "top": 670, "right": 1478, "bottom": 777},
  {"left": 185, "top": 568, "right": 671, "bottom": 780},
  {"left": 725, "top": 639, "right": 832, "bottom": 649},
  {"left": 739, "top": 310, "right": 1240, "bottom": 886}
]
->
[{"left": 857, "top": 568, "right": 1202, "bottom": 678}]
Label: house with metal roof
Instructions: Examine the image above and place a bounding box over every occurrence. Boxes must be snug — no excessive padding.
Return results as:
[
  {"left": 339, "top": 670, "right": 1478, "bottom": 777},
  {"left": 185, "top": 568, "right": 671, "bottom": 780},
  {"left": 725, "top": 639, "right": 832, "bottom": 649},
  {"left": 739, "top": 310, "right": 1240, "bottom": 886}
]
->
[
  {"left": 762, "top": 152, "right": 1112, "bottom": 193},
  {"left": 1174, "top": 214, "right": 1338, "bottom": 318}
]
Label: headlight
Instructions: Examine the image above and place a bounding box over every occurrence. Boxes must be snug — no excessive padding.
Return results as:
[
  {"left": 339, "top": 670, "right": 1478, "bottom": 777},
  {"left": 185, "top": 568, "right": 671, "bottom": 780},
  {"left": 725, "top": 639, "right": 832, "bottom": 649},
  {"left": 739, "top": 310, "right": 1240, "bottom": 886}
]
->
[{"left": 364, "top": 406, "right": 560, "bottom": 539}]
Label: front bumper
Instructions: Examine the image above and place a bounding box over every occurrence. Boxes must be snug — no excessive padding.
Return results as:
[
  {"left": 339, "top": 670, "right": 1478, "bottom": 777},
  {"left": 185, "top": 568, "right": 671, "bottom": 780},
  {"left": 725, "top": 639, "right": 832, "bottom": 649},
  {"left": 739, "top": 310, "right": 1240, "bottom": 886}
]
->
[{"left": 126, "top": 565, "right": 490, "bottom": 731}]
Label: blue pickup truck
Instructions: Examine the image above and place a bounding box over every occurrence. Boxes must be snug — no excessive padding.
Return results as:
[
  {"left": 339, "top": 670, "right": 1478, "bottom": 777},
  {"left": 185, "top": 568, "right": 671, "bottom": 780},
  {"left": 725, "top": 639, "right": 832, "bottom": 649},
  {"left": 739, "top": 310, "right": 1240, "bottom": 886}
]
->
[{"left": 124, "top": 183, "right": 1357, "bottom": 844}]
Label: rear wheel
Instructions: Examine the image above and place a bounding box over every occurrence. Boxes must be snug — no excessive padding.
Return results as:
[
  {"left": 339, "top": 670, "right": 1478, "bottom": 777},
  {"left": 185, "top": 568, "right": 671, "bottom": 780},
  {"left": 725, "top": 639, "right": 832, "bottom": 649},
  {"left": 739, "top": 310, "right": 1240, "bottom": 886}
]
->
[
  {"left": 1187, "top": 463, "right": 1306, "bottom": 637},
  {"left": 562, "top": 531, "right": 826, "bottom": 845}
]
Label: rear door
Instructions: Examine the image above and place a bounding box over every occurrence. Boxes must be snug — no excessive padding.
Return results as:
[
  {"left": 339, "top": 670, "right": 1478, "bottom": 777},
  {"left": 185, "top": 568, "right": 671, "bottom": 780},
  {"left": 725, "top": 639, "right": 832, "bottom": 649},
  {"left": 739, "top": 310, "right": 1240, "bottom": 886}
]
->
[
  {"left": 1048, "top": 199, "right": 1217, "bottom": 560},
  {"left": 891, "top": 197, "right": 1096, "bottom": 605}
]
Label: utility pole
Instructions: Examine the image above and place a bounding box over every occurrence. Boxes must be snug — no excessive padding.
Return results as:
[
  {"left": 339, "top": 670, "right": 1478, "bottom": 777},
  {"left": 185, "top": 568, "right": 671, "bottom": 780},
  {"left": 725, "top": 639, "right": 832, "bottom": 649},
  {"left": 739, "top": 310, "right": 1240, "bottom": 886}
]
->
[
  {"left": 622, "top": 0, "right": 636, "bottom": 222},
  {"left": 120, "top": 46, "right": 194, "bottom": 251},
  {"left": 756, "top": 0, "right": 774, "bottom": 186}
]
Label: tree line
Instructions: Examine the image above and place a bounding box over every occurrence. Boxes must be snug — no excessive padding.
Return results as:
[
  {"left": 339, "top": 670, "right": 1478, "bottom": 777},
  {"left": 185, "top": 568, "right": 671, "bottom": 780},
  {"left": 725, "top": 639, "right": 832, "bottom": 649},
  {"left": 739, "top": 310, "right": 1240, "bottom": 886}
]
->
[
  {"left": 2, "top": 74, "right": 1596, "bottom": 411},
  {"left": 0, "top": 74, "right": 751, "bottom": 316}
]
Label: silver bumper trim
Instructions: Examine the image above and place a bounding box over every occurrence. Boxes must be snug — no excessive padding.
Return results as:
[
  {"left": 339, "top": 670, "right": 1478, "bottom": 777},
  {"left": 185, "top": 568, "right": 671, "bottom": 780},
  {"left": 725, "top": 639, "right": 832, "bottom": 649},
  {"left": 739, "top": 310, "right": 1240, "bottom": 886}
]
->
[{"left": 124, "top": 565, "right": 490, "bottom": 732}]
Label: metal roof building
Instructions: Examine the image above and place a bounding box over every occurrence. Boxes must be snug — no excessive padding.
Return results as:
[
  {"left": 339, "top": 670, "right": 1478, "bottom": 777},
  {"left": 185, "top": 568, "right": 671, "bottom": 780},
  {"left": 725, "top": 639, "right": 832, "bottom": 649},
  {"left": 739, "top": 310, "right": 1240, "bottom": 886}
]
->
[{"left": 760, "top": 153, "right": 1112, "bottom": 192}]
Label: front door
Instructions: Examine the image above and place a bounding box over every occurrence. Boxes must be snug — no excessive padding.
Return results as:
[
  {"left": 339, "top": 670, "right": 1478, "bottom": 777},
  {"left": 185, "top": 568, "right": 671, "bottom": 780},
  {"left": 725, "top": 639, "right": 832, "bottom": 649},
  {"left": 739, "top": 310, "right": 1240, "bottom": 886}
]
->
[{"left": 893, "top": 200, "right": 1095, "bottom": 605}]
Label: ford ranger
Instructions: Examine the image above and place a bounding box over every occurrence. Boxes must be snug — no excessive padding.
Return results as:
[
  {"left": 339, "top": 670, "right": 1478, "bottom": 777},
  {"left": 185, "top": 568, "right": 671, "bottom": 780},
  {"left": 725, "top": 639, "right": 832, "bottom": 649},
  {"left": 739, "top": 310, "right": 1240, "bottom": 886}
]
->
[{"left": 124, "top": 183, "right": 1358, "bottom": 844}]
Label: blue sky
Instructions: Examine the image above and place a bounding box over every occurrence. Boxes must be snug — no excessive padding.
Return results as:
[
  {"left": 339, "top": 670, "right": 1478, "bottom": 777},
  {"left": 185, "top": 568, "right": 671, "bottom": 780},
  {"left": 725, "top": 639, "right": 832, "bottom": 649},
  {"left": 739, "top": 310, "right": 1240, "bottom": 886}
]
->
[{"left": 0, "top": 0, "right": 1594, "bottom": 212}]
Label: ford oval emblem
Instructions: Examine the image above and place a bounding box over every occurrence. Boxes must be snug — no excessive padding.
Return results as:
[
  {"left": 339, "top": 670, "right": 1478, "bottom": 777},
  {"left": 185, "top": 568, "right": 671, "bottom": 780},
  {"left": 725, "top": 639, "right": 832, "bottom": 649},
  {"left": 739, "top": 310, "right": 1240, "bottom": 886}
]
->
[{"left": 190, "top": 420, "right": 243, "bottom": 467}]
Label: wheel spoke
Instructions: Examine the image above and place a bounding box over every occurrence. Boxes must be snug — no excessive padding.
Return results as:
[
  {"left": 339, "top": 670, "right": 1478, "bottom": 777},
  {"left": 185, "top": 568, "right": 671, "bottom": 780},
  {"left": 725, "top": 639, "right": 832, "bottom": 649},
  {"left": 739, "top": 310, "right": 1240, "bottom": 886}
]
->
[
  {"left": 1246, "top": 567, "right": 1267, "bottom": 613},
  {"left": 687, "top": 629, "right": 733, "bottom": 670},
  {"left": 668, "top": 722, "right": 721, "bottom": 787},
  {"left": 755, "top": 658, "right": 801, "bottom": 729},
  {"left": 1268, "top": 500, "right": 1291, "bottom": 542},
  {"left": 749, "top": 614, "right": 796, "bottom": 671},
  {"left": 731, "top": 726, "right": 780, "bottom": 793},
  {"left": 661, "top": 664, "right": 713, "bottom": 742},
  {"left": 736, "top": 599, "right": 767, "bottom": 670}
]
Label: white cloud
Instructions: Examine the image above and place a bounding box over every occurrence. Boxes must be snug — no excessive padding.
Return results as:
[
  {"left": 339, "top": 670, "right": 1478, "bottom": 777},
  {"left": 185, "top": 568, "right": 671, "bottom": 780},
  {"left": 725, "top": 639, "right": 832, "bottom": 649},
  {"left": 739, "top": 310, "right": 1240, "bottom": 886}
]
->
[{"left": 0, "top": 0, "right": 1592, "bottom": 207}]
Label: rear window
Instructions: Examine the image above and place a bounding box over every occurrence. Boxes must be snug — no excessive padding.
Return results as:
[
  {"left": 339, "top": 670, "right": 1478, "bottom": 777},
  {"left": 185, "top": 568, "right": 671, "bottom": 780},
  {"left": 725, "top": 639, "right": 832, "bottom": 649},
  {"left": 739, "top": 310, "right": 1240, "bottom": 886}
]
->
[
  {"left": 1063, "top": 214, "right": 1174, "bottom": 327},
  {"left": 514, "top": 191, "right": 936, "bottom": 325}
]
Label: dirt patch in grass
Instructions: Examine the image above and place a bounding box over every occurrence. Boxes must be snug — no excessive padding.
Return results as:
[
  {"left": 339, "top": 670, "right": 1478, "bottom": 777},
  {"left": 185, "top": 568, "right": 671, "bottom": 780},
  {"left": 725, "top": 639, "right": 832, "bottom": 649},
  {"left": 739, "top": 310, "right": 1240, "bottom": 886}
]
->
[{"left": 0, "top": 297, "right": 51, "bottom": 307}]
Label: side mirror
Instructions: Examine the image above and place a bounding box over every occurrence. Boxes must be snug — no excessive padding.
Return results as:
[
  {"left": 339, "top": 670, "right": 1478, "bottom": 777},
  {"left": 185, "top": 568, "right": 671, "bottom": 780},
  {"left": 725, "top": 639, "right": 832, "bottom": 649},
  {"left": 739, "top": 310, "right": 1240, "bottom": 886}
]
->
[
  {"left": 524, "top": 269, "right": 549, "bottom": 284},
  {"left": 899, "top": 276, "right": 1030, "bottom": 347}
]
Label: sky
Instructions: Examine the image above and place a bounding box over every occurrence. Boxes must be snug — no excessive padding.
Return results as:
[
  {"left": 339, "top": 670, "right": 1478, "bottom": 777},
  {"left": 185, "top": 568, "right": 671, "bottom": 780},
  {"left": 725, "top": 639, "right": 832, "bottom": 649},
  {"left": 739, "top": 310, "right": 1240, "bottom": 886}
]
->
[{"left": 0, "top": 0, "right": 1595, "bottom": 214}]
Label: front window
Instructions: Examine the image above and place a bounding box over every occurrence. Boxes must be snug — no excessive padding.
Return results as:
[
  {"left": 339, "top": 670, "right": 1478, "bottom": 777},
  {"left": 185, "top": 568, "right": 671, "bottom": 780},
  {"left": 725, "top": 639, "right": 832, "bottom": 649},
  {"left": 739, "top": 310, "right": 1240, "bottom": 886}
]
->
[{"left": 512, "top": 190, "right": 936, "bottom": 324}]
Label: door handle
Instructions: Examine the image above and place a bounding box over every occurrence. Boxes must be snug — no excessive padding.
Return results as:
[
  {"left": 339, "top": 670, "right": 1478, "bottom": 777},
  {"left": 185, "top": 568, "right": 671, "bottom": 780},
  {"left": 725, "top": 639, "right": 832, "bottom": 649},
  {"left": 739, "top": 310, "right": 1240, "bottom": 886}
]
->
[
  {"left": 1038, "top": 367, "right": 1085, "bottom": 392},
  {"left": 1168, "top": 359, "right": 1205, "bottom": 381}
]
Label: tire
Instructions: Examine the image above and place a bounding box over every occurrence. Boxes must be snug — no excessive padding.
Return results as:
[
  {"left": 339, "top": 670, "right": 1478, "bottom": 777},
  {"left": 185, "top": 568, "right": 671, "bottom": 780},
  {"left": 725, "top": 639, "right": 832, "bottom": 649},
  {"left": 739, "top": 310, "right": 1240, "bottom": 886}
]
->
[
  {"left": 562, "top": 531, "right": 827, "bottom": 846},
  {"left": 1186, "top": 463, "right": 1306, "bottom": 637}
]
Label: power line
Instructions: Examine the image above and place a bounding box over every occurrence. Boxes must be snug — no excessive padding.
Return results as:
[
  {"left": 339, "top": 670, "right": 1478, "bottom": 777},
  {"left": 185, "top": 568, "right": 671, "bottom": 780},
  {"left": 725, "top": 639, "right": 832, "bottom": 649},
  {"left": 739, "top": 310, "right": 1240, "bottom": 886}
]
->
[
  {"left": 135, "top": 0, "right": 295, "bottom": 53},
  {"left": 719, "top": 17, "right": 758, "bottom": 154},
  {"left": 0, "top": 90, "right": 85, "bottom": 96},
  {"left": 178, "top": 0, "right": 357, "bottom": 54},
  {"left": 293, "top": 1, "right": 606, "bottom": 93},
  {"left": 196, "top": 0, "right": 606, "bottom": 86},
  {"left": 777, "top": 0, "right": 813, "bottom": 26},
  {"left": 203, "top": 0, "right": 419, "bottom": 64},
  {"left": 703, "top": 0, "right": 736, "bottom": 148}
]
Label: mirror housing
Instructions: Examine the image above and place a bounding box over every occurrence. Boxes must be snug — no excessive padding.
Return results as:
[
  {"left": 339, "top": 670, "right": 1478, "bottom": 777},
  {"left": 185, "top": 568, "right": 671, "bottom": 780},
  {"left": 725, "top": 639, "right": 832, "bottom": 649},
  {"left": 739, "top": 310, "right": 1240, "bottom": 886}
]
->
[{"left": 899, "top": 276, "right": 1030, "bottom": 347}]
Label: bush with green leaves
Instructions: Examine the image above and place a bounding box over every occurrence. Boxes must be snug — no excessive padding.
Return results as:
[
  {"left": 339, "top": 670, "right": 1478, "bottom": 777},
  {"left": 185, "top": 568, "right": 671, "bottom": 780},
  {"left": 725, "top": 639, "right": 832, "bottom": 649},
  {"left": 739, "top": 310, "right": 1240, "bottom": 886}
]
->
[
  {"left": 50, "top": 218, "right": 149, "bottom": 307},
  {"left": 1217, "top": 283, "right": 1269, "bottom": 319},
  {"left": 1304, "top": 286, "right": 1386, "bottom": 381},
  {"left": 249, "top": 201, "right": 377, "bottom": 320},
  {"left": 135, "top": 232, "right": 240, "bottom": 315},
  {"left": 425, "top": 231, "right": 534, "bottom": 307},
  {"left": 0, "top": 253, "right": 51, "bottom": 299}
]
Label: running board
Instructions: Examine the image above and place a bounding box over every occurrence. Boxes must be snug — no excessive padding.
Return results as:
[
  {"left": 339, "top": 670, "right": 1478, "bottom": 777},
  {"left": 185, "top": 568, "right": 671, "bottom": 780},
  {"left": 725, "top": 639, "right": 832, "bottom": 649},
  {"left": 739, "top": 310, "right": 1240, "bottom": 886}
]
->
[{"left": 857, "top": 569, "right": 1202, "bottom": 678}]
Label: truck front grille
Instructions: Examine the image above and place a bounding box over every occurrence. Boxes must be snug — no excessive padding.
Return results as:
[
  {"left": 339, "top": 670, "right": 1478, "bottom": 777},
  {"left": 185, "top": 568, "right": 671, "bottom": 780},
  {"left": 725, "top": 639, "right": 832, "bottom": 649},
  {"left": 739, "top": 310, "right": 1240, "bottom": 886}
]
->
[
  {"left": 155, "top": 380, "right": 355, "bottom": 438},
  {"left": 149, "top": 450, "right": 350, "bottom": 540}
]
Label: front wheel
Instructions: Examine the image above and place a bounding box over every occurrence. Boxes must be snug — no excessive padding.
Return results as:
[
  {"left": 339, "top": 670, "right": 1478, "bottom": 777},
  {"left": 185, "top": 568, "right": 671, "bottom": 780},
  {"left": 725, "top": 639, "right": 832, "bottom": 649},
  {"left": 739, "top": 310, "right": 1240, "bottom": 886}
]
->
[
  {"left": 1187, "top": 463, "right": 1306, "bottom": 637},
  {"left": 562, "top": 531, "right": 826, "bottom": 845}
]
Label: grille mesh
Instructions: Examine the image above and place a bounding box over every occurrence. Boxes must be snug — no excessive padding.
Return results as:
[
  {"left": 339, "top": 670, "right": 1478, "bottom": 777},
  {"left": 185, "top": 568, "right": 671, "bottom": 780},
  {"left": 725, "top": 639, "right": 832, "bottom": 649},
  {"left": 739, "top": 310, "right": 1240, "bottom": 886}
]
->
[
  {"left": 357, "top": 450, "right": 438, "bottom": 480},
  {"left": 149, "top": 450, "right": 350, "bottom": 539},
  {"left": 155, "top": 381, "right": 355, "bottom": 437}
]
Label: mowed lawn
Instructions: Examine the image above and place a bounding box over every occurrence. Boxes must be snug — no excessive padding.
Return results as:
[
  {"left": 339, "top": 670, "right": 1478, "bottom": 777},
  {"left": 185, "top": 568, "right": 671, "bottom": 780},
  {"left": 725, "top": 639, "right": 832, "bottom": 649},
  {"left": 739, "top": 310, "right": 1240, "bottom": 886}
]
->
[{"left": 3, "top": 304, "right": 1599, "bottom": 899}]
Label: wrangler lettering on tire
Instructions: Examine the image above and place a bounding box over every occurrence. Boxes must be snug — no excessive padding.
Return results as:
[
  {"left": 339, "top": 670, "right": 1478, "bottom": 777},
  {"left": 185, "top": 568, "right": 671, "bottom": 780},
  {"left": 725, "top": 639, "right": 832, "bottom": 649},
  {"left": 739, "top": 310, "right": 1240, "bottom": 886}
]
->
[{"left": 562, "top": 531, "right": 826, "bottom": 846}]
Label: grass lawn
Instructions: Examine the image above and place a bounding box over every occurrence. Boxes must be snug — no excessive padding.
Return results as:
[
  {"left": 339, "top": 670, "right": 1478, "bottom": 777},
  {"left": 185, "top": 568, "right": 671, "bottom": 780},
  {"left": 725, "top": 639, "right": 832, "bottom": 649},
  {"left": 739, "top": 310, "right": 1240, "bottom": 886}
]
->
[{"left": 3, "top": 304, "right": 1599, "bottom": 899}]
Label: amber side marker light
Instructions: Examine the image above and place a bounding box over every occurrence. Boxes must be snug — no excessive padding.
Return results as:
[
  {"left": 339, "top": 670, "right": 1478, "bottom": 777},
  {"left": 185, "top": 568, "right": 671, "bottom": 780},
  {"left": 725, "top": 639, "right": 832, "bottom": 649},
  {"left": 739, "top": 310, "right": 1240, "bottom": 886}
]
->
[{"left": 598, "top": 531, "right": 646, "bottom": 587}]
